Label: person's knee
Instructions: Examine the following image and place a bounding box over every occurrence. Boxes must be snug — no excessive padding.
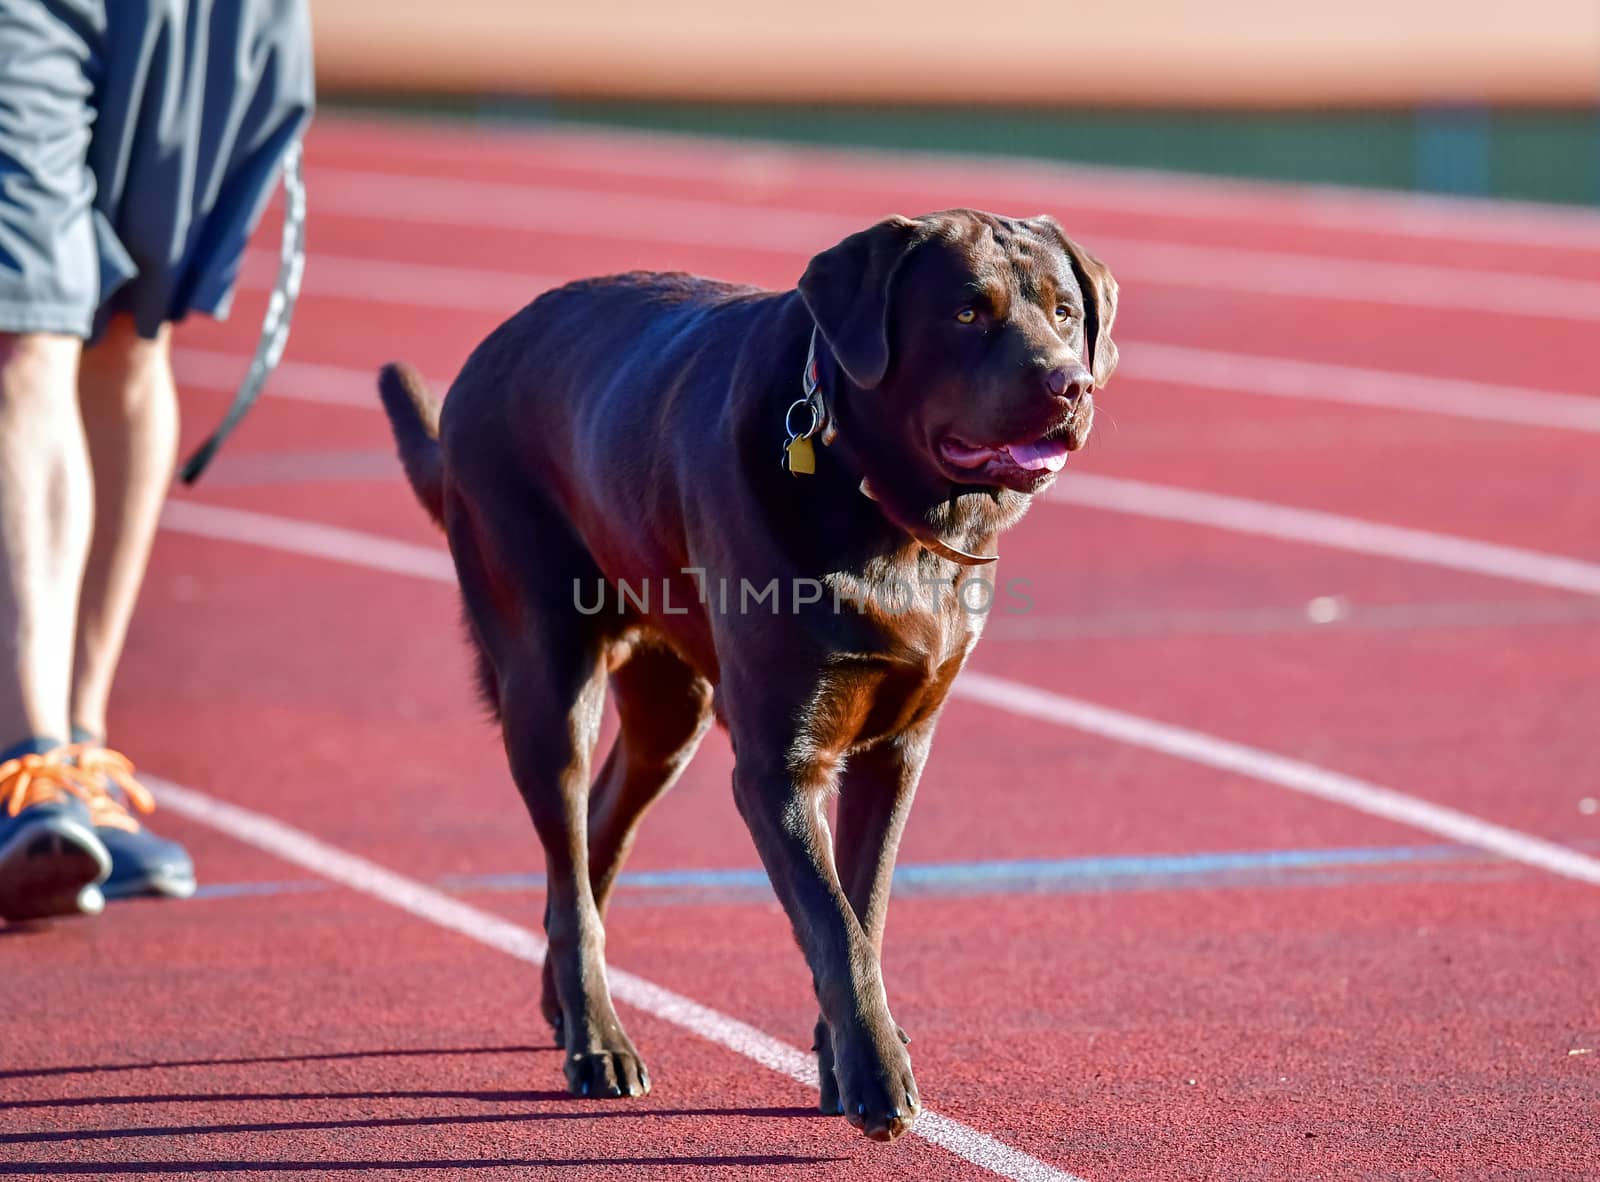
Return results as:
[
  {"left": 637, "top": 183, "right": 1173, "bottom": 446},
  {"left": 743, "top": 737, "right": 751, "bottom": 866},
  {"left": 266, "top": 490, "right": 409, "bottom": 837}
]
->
[
  {"left": 80, "top": 317, "right": 172, "bottom": 389},
  {"left": 0, "top": 332, "right": 92, "bottom": 543},
  {"left": 78, "top": 317, "right": 177, "bottom": 436},
  {"left": 0, "top": 332, "right": 82, "bottom": 411}
]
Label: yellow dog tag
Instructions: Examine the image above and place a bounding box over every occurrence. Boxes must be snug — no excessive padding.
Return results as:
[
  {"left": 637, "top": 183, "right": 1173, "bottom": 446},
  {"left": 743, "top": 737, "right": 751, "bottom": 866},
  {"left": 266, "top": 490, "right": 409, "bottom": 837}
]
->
[{"left": 785, "top": 435, "right": 816, "bottom": 475}]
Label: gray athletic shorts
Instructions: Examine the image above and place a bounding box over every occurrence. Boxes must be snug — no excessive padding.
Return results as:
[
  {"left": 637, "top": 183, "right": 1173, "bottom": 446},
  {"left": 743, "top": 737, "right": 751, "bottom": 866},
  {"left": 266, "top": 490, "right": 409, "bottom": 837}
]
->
[{"left": 0, "top": 0, "right": 313, "bottom": 341}]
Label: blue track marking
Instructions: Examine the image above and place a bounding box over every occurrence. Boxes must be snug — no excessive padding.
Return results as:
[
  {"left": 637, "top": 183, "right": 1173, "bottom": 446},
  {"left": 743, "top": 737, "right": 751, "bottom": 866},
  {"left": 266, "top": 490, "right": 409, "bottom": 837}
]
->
[{"left": 189, "top": 840, "right": 1556, "bottom": 904}]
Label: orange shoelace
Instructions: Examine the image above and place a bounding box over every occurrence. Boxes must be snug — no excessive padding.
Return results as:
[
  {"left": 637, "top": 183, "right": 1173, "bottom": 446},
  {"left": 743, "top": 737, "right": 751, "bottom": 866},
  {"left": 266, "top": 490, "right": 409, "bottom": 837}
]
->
[{"left": 0, "top": 744, "right": 155, "bottom": 832}]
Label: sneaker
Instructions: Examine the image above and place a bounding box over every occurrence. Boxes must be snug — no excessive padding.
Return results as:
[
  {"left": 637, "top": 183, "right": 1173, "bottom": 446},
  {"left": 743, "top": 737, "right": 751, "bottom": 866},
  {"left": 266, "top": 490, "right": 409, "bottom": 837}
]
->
[
  {"left": 69, "top": 746, "right": 197, "bottom": 901},
  {"left": 0, "top": 742, "right": 113, "bottom": 921}
]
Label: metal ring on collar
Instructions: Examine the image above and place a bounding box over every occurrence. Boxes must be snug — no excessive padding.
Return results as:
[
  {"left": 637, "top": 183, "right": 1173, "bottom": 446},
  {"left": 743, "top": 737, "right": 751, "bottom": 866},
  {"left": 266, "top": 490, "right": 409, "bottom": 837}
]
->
[{"left": 785, "top": 398, "right": 822, "bottom": 442}]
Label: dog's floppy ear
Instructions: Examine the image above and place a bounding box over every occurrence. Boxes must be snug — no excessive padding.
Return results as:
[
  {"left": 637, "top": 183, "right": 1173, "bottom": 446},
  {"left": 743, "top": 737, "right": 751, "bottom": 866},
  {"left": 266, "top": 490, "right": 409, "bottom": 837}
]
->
[
  {"left": 1036, "top": 217, "right": 1119, "bottom": 387},
  {"left": 798, "top": 215, "right": 925, "bottom": 390}
]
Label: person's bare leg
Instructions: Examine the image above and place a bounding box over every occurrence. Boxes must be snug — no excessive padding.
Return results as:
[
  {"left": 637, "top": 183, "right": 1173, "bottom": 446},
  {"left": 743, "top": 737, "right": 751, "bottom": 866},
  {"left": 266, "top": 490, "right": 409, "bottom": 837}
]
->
[
  {"left": 0, "top": 331, "right": 90, "bottom": 745},
  {"left": 70, "top": 317, "right": 177, "bottom": 742},
  {"left": 62, "top": 316, "right": 195, "bottom": 904}
]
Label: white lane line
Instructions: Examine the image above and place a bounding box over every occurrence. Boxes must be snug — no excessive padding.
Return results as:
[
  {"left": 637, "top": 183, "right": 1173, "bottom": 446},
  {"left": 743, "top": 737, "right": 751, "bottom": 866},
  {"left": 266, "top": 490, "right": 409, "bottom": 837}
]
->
[
  {"left": 160, "top": 501, "right": 454, "bottom": 583},
  {"left": 311, "top": 167, "right": 853, "bottom": 251},
  {"left": 947, "top": 676, "right": 1600, "bottom": 887},
  {"left": 234, "top": 247, "right": 565, "bottom": 312},
  {"left": 329, "top": 120, "right": 1600, "bottom": 253},
  {"left": 303, "top": 167, "right": 1600, "bottom": 322},
  {"left": 145, "top": 775, "right": 1088, "bottom": 1182},
  {"left": 1095, "top": 236, "right": 1600, "bottom": 322},
  {"left": 1282, "top": 190, "right": 1600, "bottom": 253},
  {"left": 1047, "top": 475, "right": 1600, "bottom": 597},
  {"left": 165, "top": 348, "right": 1600, "bottom": 595},
  {"left": 162, "top": 361, "right": 1600, "bottom": 595},
  {"left": 1119, "top": 343, "right": 1600, "bottom": 435},
  {"left": 175, "top": 349, "right": 405, "bottom": 409},
  {"left": 181, "top": 332, "right": 1600, "bottom": 437},
  {"left": 153, "top": 499, "right": 1600, "bottom": 890}
]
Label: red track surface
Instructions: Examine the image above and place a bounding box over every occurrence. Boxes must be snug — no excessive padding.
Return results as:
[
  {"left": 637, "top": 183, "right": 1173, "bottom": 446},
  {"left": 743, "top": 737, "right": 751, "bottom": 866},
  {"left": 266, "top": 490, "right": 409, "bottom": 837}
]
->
[{"left": 3, "top": 117, "right": 1598, "bottom": 1181}]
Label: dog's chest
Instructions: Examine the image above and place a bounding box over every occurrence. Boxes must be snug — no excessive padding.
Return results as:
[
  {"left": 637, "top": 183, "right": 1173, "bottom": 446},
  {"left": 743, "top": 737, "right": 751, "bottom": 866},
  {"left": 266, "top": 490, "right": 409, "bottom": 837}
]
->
[{"left": 803, "top": 591, "right": 980, "bottom": 758}]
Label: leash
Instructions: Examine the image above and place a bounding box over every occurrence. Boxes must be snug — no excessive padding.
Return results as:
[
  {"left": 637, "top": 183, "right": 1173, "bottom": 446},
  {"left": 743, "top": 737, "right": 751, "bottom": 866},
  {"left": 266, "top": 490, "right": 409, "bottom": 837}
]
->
[
  {"left": 785, "top": 326, "right": 998, "bottom": 566},
  {"left": 180, "top": 138, "right": 307, "bottom": 484}
]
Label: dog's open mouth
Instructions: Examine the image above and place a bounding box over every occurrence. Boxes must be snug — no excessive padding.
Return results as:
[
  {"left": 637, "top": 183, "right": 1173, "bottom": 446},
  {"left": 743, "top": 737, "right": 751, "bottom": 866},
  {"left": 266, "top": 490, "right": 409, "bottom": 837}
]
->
[{"left": 938, "top": 420, "right": 1078, "bottom": 491}]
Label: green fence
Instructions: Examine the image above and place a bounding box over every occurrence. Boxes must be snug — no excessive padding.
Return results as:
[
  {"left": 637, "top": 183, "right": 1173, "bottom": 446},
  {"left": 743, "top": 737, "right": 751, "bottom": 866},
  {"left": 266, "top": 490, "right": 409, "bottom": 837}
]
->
[{"left": 338, "top": 96, "right": 1600, "bottom": 207}]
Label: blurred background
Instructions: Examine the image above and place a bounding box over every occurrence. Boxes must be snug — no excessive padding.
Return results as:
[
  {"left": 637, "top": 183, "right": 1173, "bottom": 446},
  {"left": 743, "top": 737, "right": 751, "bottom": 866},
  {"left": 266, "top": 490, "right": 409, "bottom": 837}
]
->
[
  {"left": 13, "top": 12, "right": 1595, "bottom": 1177},
  {"left": 307, "top": 0, "right": 1600, "bottom": 205}
]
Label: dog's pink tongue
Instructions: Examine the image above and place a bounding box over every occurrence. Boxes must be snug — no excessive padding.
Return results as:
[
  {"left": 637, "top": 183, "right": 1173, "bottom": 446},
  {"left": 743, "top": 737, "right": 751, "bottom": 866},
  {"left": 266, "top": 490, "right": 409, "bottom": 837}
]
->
[{"left": 1004, "top": 437, "right": 1071, "bottom": 472}]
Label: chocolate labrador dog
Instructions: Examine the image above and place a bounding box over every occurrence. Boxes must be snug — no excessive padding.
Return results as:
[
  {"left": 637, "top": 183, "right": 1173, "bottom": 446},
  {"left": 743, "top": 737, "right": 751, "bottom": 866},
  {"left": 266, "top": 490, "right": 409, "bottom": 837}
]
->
[{"left": 378, "top": 210, "right": 1117, "bottom": 1142}]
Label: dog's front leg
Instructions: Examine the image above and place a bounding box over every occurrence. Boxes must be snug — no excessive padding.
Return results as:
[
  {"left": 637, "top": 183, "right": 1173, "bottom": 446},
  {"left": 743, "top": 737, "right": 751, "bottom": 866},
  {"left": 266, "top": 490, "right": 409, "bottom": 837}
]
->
[
  {"left": 729, "top": 746, "right": 919, "bottom": 1142},
  {"left": 813, "top": 723, "right": 930, "bottom": 1117}
]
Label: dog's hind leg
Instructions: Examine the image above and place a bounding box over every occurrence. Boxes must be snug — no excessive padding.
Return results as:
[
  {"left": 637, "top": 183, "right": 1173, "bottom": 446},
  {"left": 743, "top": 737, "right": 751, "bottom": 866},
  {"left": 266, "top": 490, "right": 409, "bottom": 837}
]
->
[
  {"left": 448, "top": 499, "right": 649, "bottom": 1099},
  {"left": 591, "top": 644, "right": 715, "bottom": 913},
  {"left": 539, "top": 642, "right": 713, "bottom": 1041},
  {"left": 502, "top": 643, "right": 653, "bottom": 1097}
]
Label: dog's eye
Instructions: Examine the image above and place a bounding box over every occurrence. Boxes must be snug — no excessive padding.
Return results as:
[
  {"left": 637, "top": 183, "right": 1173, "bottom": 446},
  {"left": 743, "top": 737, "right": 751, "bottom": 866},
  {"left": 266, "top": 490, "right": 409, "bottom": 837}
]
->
[
  {"left": 1053, "top": 304, "right": 1073, "bottom": 321},
  {"left": 955, "top": 308, "right": 977, "bottom": 325}
]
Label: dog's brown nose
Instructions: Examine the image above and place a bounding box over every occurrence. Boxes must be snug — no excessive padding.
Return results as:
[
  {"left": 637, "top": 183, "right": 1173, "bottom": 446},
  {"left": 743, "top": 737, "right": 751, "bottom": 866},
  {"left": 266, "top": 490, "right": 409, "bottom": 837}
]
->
[{"left": 1044, "top": 366, "right": 1093, "bottom": 400}]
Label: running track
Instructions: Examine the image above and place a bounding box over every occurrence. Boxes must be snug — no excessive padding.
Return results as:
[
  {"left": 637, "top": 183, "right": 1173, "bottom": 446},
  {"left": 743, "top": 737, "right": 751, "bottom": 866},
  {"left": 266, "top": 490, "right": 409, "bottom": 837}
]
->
[{"left": 3, "top": 116, "right": 1598, "bottom": 1181}]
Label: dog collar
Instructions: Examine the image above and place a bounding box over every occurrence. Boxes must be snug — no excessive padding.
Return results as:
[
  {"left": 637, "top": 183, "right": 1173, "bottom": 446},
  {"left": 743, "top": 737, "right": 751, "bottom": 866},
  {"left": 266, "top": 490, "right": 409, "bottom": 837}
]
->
[
  {"left": 790, "top": 327, "right": 998, "bottom": 567},
  {"left": 781, "top": 329, "right": 831, "bottom": 476}
]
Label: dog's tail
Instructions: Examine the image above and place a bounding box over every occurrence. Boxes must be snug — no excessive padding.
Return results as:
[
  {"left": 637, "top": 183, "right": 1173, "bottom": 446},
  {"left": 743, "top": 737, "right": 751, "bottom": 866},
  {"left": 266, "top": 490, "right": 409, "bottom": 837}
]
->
[{"left": 377, "top": 362, "right": 445, "bottom": 528}]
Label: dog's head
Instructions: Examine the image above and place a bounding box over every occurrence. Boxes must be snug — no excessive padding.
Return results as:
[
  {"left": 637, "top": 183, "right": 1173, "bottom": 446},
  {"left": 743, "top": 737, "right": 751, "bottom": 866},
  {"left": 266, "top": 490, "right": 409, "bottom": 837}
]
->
[{"left": 799, "top": 211, "right": 1117, "bottom": 526}]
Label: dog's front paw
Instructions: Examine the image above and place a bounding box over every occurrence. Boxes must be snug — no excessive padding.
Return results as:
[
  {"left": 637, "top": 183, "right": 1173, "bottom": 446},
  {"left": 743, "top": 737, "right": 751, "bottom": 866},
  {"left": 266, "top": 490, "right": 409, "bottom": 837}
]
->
[
  {"left": 815, "top": 1016, "right": 913, "bottom": 1119},
  {"left": 829, "top": 1023, "right": 920, "bottom": 1141},
  {"left": 564, "top": 1046, "right": 651, "bottom": 1098}
]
